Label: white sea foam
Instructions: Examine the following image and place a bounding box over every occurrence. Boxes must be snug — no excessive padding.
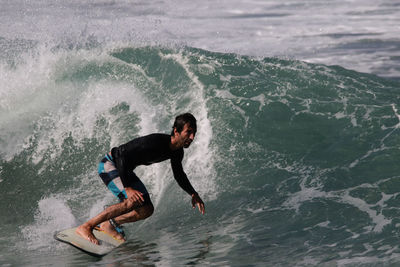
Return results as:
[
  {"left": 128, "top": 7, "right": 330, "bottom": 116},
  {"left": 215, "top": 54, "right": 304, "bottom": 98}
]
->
[
  {"left": 340, "top": 192, "right": 391, "bottom": 233},
  {"left": 21, "top": 196, "right": 77, "bottom": 251},
  {"left": 159, "top": 51, "right": 218, "bottom": 201},
  {"left": 0, "top": 46, "right": 66, "bottom": 159}
]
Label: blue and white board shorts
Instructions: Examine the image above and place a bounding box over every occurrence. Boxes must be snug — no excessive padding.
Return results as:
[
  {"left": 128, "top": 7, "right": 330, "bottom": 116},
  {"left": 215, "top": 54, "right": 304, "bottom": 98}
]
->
[{"left": 98, "top": 153, "right": 150, "bottom": 204}]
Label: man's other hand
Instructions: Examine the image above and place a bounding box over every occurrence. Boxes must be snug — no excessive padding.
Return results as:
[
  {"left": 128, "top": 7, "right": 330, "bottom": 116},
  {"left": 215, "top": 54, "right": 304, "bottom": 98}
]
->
[{"left": 191, "top": 193, "right": 205, "bottom": 214}]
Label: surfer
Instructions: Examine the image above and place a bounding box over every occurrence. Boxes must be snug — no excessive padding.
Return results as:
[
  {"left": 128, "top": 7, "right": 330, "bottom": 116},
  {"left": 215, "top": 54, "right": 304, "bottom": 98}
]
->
[{"left": 76, "top": 113, "right": 205, "bottom": 245}]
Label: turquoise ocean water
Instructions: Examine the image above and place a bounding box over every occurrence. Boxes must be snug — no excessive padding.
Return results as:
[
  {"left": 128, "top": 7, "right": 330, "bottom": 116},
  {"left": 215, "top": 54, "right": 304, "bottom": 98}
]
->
[{"left": 1, "top": 1, "right": 400, "bottom": 266}]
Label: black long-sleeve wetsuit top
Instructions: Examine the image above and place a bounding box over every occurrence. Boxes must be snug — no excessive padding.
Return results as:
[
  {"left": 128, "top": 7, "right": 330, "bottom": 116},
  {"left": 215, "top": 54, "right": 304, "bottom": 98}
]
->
[{"left": 110, "top": 133, "right": 197, "bottom": 196}]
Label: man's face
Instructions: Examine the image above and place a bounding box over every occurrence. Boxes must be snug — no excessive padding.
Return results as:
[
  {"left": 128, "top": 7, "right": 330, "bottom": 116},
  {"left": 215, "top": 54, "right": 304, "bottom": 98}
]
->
[{"left": 175, "top": 123, "right": 196, "bottom": 148}]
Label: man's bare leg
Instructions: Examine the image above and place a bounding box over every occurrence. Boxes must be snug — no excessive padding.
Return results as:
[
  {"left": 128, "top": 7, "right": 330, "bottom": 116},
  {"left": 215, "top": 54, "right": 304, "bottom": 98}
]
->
[
  {"left": 96, "top": 192, "right": 150, "bottom": 240},
  {"left": 97, "top": 204, "right": 154, "bottom": 240},
  {"left": 76, "top": 199, "right": 136, "bottom": 244},
  {"left": 114, "top": 204, "right": 154, "bottom": 224},
  {"left": 98, "top": 220, "right": 125, "bottom": 241}
]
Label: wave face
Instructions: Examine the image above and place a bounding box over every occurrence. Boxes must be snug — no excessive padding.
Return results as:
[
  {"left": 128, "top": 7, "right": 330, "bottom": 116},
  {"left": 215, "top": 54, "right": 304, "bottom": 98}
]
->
[{"left": 1, "top": 44, "right": 400, "bottom": 266}]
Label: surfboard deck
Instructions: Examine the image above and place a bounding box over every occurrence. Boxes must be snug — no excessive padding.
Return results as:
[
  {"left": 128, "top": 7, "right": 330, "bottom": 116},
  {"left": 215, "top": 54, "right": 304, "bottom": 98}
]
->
[{"left": 54, "top": 227, "right": 125, "bottom": 257}]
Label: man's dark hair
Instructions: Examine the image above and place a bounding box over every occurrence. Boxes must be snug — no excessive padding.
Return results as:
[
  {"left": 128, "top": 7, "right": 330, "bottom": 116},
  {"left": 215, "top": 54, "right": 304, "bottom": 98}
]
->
[{"left": 171, "top": 113, "right": 197, "bottom": 136}]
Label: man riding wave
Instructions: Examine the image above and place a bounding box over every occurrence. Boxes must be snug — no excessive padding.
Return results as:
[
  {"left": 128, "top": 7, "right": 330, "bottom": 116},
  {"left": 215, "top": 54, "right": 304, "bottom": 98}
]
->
[{"left": 76, "top": 113, "right": 205, "bottom": 244}]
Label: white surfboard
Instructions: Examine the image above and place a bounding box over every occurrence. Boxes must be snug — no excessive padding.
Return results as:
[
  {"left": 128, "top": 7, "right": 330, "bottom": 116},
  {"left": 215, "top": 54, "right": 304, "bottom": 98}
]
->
[{"left": 54, "top": 227, "right": 125, "bottom": 257}]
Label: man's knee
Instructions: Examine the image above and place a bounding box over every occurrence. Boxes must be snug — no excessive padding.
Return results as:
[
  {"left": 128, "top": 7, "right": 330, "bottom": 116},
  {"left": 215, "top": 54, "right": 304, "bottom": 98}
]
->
[
  {"left": 124, "top": 197, "right": 143, "bottom": 211},
  {"left": 123, "top": 202, "right": 154, "bottom": 220},
  {"left": 128, "top": 204, "right": 154, "bottom": 221},
  {"left": 140, "top": 204, "right": 154, "bottom": 219}
]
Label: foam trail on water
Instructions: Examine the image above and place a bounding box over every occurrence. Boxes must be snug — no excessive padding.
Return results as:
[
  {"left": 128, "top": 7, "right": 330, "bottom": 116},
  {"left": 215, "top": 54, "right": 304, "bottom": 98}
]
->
[{"left": 283, "top": 175, "right": 392, "bottom": 234}]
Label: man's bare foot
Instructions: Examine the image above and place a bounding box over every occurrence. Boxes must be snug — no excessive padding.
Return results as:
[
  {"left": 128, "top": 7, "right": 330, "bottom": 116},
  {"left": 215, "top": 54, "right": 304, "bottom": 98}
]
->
[
  {"left": 76, "top": 224, "right": 99, "bottom": 245},
  {"left": 99, "top": 221, "right": 125, "bottom": 241}
]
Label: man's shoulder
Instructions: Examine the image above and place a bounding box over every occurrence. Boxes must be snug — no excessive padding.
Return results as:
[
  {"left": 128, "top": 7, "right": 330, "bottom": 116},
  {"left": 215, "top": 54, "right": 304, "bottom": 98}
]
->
[
  {"left": 121, "top": 133, "right": 169, "bottom": 148},
  {"left": 142, "top": 133, "right": 170, "bottom": 142},
  {"left": 145, "top": 133, "right": 170, "bottom": 138},
  {"left": 134, "top": 133, "right": 171, "bottom": 149}
]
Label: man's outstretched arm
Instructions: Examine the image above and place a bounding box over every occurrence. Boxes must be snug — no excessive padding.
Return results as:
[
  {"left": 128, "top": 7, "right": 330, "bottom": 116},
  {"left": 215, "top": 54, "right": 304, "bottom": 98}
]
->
[{"left": 171, "top": 157, "right": 205, "bottom": 214}]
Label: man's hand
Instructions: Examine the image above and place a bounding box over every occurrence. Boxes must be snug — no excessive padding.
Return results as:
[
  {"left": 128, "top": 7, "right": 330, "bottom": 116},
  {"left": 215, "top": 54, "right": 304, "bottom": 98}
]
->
[
  {"left": 191, "top": 193, "right": 205, "bottom": 214},
  {"left": 125, "top": 187, "right": 144, "bottom": 205}
]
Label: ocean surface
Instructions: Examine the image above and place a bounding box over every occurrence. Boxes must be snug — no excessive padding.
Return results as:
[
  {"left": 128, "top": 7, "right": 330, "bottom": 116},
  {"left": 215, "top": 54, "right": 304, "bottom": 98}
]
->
[{"left": 1, "top": 0, "right": 400, "bottom": 266}]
